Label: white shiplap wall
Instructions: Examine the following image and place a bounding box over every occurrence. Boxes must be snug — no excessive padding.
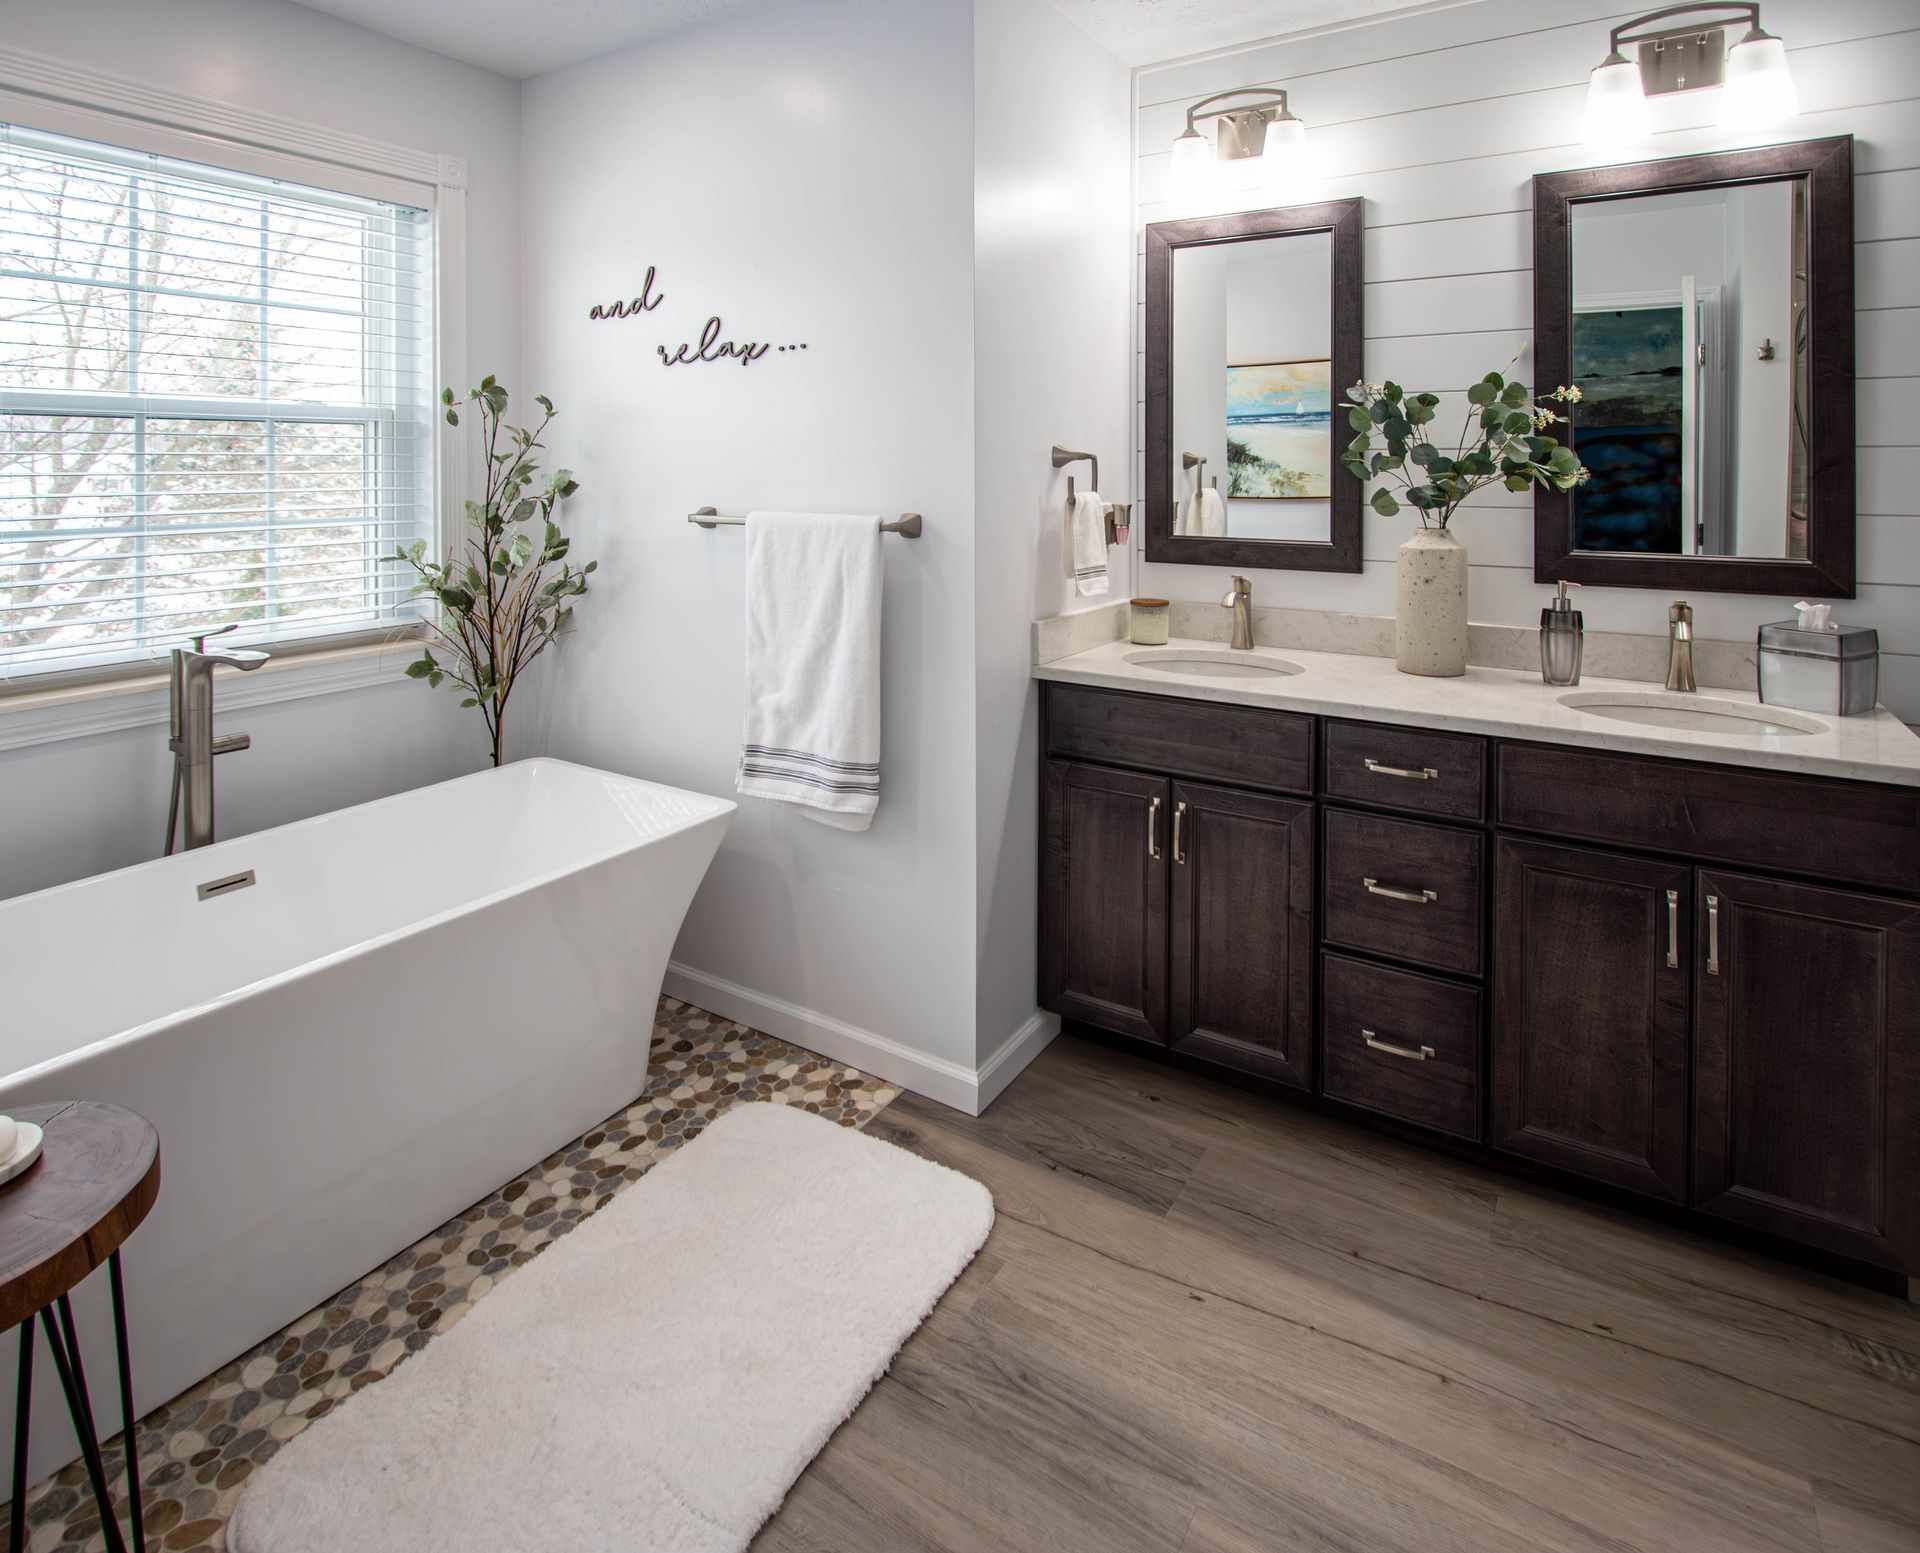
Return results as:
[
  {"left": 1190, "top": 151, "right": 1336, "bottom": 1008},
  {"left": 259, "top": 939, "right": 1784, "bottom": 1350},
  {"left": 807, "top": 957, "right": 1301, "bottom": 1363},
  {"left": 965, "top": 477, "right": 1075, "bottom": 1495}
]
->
[{"left": 1132, "top": 0, "right": 1920, "bottom": 725}]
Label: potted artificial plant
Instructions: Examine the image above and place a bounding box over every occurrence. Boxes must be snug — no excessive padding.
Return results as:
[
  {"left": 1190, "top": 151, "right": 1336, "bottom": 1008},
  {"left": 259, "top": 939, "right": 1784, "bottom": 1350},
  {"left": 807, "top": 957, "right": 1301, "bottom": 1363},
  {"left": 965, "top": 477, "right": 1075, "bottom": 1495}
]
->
[
  {"left": 1343, "top": 370, "right": 1587, "bottom": 677},
  {"left": 393, "top": 378, "right": 596, "bottom": 765}
]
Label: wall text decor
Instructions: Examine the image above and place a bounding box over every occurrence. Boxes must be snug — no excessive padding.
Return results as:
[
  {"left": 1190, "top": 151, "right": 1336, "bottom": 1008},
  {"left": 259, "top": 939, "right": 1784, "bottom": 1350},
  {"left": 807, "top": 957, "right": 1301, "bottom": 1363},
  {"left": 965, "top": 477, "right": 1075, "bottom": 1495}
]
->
[
  {"left": 586, "top": 265, "right": 666, "bottom": 319},
  {"left": 657, "top": 315, "right": 805, "bottom": 368},
  {"left": 588, "top": 269, "right": 804, "bottom": 365}
]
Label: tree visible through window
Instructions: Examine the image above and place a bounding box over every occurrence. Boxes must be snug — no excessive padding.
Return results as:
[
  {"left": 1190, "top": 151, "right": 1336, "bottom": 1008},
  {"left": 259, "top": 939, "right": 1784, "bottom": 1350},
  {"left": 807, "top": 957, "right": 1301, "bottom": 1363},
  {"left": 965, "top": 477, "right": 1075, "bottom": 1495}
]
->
[{"left": 0, "top": 125, "right": 434, "bottom": 682}]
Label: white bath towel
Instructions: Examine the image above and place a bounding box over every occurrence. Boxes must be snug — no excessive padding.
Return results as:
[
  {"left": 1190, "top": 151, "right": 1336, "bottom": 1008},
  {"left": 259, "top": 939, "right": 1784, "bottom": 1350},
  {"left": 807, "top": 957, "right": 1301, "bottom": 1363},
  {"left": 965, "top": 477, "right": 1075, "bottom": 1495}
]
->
[
  {"left": 1070, "top": 489, "right": 1109, "bottom": 597},
  {"left": 737, "top": 511, "right": 882, "bottom": 831},
  {"left": 1181, "top": 486, "right": 1227, "bottom": 537}
]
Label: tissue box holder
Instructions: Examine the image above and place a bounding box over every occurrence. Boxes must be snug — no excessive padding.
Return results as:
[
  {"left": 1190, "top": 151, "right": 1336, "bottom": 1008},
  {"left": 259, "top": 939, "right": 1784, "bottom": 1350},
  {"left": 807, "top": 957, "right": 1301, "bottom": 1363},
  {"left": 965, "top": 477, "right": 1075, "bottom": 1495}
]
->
[{"left": 1757, "top": 621, "right": 1879, "bottom": 716}]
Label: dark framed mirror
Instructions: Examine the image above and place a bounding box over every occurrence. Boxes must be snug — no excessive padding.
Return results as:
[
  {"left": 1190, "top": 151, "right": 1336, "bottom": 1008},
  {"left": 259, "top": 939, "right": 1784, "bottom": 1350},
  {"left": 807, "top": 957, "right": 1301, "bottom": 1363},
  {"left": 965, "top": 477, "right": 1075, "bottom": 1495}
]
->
[
  {"left": 1533, "top": 136, "right": 1854, "bottom": 596},
  {"left": 1144, "top": 198, "right": 1365, "bottom": 571}
]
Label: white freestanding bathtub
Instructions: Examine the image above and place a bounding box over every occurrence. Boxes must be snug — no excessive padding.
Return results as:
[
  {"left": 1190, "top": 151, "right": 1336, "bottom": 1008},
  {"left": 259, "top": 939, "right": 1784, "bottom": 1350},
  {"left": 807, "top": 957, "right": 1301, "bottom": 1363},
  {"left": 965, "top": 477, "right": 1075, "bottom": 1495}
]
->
[{"left": 0, "top": 758, "right": 732, "bottom": 1485}]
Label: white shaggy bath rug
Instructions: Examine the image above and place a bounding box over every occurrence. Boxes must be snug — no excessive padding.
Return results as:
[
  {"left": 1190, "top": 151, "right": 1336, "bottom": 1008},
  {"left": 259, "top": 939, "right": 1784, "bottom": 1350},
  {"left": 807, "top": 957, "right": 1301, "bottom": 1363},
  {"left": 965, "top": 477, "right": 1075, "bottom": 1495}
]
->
[{"left": 230, "top": 1101, "right": 992, "bottom": 1553}]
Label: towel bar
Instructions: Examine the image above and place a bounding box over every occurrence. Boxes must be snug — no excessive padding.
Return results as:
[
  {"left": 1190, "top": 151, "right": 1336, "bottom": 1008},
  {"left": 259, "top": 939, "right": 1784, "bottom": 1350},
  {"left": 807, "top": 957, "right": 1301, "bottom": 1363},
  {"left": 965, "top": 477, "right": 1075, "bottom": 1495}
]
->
[{"left": 688, "top": 507, "right": 924, "bottom": 537}]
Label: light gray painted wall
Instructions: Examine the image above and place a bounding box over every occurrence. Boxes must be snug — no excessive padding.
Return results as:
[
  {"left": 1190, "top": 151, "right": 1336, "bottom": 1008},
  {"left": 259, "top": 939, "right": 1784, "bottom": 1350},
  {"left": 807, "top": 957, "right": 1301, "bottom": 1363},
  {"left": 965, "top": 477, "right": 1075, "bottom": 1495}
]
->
[
  {"left": 522, "top": 0, "right": 986, "bottom": 1074},
  {"left": 1130, "top": 0, "right": 1920, "bottom": 725},
  {"left": 973, "top": 0, "right": 1133, "bottom": 1070},
  {"left": 0, "top": 0, "right": 524, "bottom": 897}
]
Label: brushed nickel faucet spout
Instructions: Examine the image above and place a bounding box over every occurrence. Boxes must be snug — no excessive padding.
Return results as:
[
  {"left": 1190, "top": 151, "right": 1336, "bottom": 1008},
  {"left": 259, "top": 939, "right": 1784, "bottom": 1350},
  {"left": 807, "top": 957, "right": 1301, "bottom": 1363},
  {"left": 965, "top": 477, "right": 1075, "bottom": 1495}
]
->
[
  {"left": 166, "top": 625, "right": 269, "bottom": 854},
  {"left": 1665, "top": 599, "right": 1696, "bottom": 693},
  {"left": 1222, "top": 575, "right": 1254, "bottom": 650}
]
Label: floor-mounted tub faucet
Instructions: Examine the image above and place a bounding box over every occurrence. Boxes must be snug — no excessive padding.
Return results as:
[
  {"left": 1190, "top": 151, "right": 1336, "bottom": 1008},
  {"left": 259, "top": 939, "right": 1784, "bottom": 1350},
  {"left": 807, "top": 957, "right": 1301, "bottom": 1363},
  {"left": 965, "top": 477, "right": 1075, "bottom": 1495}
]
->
[
  {"left": 1223, "top": 575, "right": 1254, "bottom": 650},
  {"left": 166, "top": 625, "right": 269, "bottom": 853}
]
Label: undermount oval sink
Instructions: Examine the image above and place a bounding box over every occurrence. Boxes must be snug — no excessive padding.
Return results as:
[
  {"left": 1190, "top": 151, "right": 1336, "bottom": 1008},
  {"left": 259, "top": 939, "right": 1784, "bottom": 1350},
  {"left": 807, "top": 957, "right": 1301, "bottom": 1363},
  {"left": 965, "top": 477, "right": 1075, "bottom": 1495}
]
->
[
  {"left": 1558, "top": 690, "right": 1827, "bottom": 739},
  {"left": 1124, "top": 647, "right": 1304, "bottom": 680}
]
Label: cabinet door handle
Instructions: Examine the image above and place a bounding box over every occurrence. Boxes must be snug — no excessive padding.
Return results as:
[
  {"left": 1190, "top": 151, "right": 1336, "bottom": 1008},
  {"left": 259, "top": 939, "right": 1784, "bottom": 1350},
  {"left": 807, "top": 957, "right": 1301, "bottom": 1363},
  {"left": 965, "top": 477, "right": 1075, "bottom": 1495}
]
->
[
  {"left": 1665, "top": 889, "right": 1679, "bottom": 969},
  {"left": 1706, "top": 894, "right": 1720, "bottom": 975},
  {"left": 1147, "top": 795, "right": 1161, "bottom": 860},
  {"left": 1363, "top": 876, "right": 1437, "bottom": 905},
  {"left": 1363, "top": 1029, "right": 1436, "bottom": 1061},
  {"left": 1172, "top": 800, "right": 1187, "bottom": 865},
  {"left": 1364, "top": 757, "right": 1440, "bottom": 781}
]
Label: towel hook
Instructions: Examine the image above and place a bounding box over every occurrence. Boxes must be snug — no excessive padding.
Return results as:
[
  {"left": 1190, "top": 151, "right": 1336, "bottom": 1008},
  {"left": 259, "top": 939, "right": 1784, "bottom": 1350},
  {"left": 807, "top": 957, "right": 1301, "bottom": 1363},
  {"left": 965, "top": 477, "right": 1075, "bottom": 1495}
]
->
[
  {"left": 1053, "top": 444, "right": 1130, "bottom": 546},
  {"left": 1052, "top": 444, "right": 1099, "bottom": 505},
  {"left": 1182, "top": 452, "right": 1218, "bottom": 492}
]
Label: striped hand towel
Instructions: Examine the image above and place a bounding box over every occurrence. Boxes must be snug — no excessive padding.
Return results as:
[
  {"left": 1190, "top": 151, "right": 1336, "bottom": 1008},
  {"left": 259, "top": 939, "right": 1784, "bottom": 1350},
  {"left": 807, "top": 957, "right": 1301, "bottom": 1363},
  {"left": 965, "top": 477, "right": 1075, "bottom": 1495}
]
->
[
  {"left": 1070, "top": 489, "right": 1109, "bottom": 597},
  {"left": 737, "top": 511, "right": 883, "bottom": 831}
]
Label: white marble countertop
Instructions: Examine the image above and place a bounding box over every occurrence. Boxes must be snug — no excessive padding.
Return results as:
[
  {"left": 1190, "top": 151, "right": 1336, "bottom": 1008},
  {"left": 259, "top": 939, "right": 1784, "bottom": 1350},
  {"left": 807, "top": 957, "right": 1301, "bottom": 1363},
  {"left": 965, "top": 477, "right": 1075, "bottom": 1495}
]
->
[{"left": 1034, "top": 637, "right": 1920, "bottom": 788}]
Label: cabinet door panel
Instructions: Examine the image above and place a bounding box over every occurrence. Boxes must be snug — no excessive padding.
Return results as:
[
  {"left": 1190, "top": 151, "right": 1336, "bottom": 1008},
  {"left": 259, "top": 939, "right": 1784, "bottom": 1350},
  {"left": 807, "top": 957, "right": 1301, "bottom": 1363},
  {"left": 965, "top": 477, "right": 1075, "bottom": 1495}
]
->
[
  {"left": 1169, "top": 782, "right": 1315, "bottom": 1087},
  {"left": 1694, "top": 870, "right": 1920, "bottom": 1272},
  {"left": 1040, "top": 760, "right": 1169, "bottom": 1045},
  {"left": 1492, "top": 838, "right": 1691, "bottom": 1202}
]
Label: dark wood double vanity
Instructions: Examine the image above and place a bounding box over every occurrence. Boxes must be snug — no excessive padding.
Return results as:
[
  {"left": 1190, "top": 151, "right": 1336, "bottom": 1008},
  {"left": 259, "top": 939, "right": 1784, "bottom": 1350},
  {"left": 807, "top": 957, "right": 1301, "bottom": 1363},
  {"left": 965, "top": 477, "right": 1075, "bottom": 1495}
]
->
[{"left": 1039, "top": 680, "right": 1920, "bottom": 1288}]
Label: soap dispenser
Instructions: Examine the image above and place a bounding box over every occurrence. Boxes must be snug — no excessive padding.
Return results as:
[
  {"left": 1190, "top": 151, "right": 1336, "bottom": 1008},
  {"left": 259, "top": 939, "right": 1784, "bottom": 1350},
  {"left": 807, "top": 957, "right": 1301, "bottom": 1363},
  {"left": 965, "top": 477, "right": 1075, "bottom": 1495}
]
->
[{"left": 1540, "top": 581, "right": 1582, "bottom": 686}]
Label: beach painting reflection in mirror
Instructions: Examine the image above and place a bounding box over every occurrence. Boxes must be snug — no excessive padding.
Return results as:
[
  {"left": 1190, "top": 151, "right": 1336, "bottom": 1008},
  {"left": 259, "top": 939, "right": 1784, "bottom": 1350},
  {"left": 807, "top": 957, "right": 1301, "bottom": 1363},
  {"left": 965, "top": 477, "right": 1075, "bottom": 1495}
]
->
[{"left": 1226, "top": 359, "right": 1332, "bottom": 499}]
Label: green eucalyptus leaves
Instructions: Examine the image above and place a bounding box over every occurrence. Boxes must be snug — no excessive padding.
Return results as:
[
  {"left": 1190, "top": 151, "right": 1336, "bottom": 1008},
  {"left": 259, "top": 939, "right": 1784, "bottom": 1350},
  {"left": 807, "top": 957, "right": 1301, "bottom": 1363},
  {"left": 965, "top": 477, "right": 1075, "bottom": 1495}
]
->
[
  {"left": 1342, "top": 371, "right": 1588, "bottom": 530},
  {"left": 393, "top": 377, "right": 596, "bottom": 766}
]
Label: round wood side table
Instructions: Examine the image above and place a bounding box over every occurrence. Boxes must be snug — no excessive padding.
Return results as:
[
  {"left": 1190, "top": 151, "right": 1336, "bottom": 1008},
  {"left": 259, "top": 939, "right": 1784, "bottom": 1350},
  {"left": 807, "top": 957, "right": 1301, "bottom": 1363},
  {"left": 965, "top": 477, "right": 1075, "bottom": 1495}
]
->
[{"left": 1, "top": 1102, "right": 160, "bottom": 1553}]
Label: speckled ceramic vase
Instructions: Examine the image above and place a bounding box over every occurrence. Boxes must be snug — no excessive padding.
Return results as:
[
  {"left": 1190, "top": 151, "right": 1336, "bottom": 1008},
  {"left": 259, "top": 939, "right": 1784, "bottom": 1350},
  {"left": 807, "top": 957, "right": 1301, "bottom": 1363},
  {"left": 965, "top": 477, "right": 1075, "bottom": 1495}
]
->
[{"left": 1395, "top": 525, "right": 1469, "bottom": 677}]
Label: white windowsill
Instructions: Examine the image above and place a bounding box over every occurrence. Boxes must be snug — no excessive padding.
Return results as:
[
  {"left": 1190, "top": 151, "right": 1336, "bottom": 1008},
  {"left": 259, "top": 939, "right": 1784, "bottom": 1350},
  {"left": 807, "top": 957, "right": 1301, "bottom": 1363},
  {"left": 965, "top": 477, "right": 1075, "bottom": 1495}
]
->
[{"left": 0, "top": 638, "right": 423, "bottom": 753}]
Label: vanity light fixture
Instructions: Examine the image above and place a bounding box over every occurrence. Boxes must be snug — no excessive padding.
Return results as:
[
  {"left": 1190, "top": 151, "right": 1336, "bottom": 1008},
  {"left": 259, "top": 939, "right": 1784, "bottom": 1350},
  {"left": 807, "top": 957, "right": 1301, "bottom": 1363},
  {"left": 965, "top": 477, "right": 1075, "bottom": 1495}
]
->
[
  {"left": 1169, "top": 87, "right": 1308, "bottom": 195},
  {"left": 1582, "top": 2, "right": 1798, "bottom": 146}
]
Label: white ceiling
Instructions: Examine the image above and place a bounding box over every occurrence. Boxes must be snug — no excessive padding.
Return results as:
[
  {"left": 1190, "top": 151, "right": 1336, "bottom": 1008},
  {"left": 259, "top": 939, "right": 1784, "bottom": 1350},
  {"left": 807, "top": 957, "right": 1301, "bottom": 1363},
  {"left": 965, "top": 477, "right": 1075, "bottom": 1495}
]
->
[
  {"left": 1044, "top": 0, "right": 1447, "bottom": 65},
  {"left": 284, "top": 0, "right": 774, "bottom": 79},
  {"left": 284, "top": 0, "right": 1450, "bottom": 79}
]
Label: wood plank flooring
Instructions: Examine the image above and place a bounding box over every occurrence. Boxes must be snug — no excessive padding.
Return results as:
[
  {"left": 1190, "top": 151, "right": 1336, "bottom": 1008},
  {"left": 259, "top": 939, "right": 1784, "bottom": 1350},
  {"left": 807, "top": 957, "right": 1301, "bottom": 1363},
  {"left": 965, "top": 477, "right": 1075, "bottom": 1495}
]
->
[{"left": 754, "top": 1036, "right": 1920, "bottom": 1553}]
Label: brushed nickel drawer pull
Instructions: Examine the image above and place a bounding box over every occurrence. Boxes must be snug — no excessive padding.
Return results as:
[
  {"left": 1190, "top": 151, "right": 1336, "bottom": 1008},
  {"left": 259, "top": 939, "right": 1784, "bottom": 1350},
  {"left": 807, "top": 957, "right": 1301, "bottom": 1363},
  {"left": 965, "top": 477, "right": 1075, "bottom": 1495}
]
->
[
  {"left": 1707, "top": 894, "right": 1720, "bottom": 975},
  {"left": 1665, "top": 888, "right": 1679, "bottom": 969},
  {"left": 1147, "top": 795, "right": 1161, "bottom": 860},
  {"left": 1363, "top": 1029, "right": 1436, "bottom": 1061},
  {"left": 1172, "top": 800, "right": 1187, "bottom": 865},
  {"left": 1363, "top": 876, "right": 1437, "bottom": 905},
  {"left": 1364, "top": 758, "right": 1440, "bottom": 781}
]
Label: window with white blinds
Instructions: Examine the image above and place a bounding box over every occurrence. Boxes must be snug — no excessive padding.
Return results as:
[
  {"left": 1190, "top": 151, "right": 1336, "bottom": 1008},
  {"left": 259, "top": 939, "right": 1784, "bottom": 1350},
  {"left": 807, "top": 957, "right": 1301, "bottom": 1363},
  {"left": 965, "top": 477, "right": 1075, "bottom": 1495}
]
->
[{"left": 0, "top": 123, "right": 435, "bottom": 684}]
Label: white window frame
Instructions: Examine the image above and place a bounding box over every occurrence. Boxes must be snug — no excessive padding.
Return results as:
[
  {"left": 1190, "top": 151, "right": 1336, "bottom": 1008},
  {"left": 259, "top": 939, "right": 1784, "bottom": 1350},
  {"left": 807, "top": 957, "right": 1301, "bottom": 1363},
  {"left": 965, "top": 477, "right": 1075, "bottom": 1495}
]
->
[{"left": 0, "top": 44, "right": 467, "bottom": 750}]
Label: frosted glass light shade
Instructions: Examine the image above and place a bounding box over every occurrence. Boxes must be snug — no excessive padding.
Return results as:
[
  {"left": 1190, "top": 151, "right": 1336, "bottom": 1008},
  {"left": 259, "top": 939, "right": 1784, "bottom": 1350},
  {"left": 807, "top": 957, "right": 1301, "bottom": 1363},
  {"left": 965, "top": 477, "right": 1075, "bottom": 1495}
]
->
[
  {"left": 1721, "top": 33, "right": 1799, "bottom": 128},
  {"left": 1170, "top": 130, "right": 1212, "bottom": 195},
  {"left": 1263, "top": 113, "right": 1306, "bottom": 160},
  {"left": 1583, "top": 55, "right": 1649, "bottom": 145}
]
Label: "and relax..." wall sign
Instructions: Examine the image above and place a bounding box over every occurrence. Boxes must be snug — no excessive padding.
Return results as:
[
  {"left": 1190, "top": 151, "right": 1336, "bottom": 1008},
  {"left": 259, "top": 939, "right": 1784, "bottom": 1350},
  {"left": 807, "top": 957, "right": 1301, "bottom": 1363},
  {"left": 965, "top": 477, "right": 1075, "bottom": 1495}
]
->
[{"left": 586, "top": 266, "right": 806, "bottom": 367}]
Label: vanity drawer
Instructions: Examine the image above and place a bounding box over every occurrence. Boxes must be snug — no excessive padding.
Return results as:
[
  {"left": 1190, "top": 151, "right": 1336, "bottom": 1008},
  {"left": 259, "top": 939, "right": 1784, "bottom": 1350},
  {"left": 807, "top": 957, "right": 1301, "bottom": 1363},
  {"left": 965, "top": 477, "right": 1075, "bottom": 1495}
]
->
[
  {"left": 1324, "top": 719, "right": 1484, "bottom": 821},
  {"left": 1044, "top": 683, "right": 1314, "bottom": 795},
  {"left": 1322, "top": 953, "right": 1481, "bottom": 1139},
  {"left": 1497, "top": 742, "right": 1920, "bottom": 897},
  {"left": 1323, "top": 808, "right": 1484, "bottom": 976}
]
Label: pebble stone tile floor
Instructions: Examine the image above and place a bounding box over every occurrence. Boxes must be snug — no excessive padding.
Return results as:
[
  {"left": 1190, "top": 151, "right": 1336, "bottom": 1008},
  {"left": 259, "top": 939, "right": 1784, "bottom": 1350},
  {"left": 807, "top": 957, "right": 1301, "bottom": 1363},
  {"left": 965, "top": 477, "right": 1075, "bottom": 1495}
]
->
[{"left": 3, "top": 998, "right": 901, "bottom": 1552}]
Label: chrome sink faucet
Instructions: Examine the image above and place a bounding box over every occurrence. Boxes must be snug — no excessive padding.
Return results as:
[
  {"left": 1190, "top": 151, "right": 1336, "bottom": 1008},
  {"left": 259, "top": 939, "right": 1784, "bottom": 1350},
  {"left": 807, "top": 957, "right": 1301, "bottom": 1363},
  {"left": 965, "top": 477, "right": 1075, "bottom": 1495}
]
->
[
  {"left": 1665, "top": 599, "right": 1696, "bottom": 693},
  {"left": 166, "top": 625, "right": 269, "bottom": 853},
  {"left": 1223, "top": 574, "right": 1254, "bottom": 650}
]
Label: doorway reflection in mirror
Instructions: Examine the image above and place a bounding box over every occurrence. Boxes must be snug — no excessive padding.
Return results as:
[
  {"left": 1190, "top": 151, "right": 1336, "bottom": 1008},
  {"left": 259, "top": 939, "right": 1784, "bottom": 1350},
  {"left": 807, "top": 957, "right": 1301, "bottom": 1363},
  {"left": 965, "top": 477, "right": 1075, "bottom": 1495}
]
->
[{"left": 1568, "top": 179, "right": 1806, "bottom": 560}]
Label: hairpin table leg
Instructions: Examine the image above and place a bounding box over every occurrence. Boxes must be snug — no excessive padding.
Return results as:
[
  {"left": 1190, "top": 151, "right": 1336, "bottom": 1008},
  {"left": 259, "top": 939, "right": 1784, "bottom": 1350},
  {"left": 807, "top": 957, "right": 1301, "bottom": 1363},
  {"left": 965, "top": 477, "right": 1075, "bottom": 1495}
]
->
[
  {"left": 10, "top": 1320, "right": 31, "bottom": 1553},
  {"left": 41, "top": 1300, "right": 130, "bottom": 1553},
  {"left": 108, "top": 1256, "right": 144, "bottom": 1553}
]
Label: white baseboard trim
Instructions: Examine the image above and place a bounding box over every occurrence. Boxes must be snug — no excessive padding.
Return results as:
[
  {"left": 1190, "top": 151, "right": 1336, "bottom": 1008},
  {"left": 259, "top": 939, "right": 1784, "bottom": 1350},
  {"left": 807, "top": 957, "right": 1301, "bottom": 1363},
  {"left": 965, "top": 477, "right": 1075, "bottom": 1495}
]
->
[
  {"left": 974, "top": 1009, "right": 1059, "bottom": 1112},
  {"left": 662, "top": 961, "right": 1056, "bottom": 1117}
]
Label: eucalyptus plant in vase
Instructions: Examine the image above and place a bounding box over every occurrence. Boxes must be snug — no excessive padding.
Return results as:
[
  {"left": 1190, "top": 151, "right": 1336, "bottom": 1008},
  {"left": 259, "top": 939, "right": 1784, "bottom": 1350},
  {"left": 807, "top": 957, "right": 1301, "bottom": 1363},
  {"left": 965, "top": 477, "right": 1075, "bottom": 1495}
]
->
[
  {"left": 1343, "top": 370, "right": 1588, "bottom": 677},
  {"left": 392, "top": 377, "right": 596, "bottom": 765}
]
